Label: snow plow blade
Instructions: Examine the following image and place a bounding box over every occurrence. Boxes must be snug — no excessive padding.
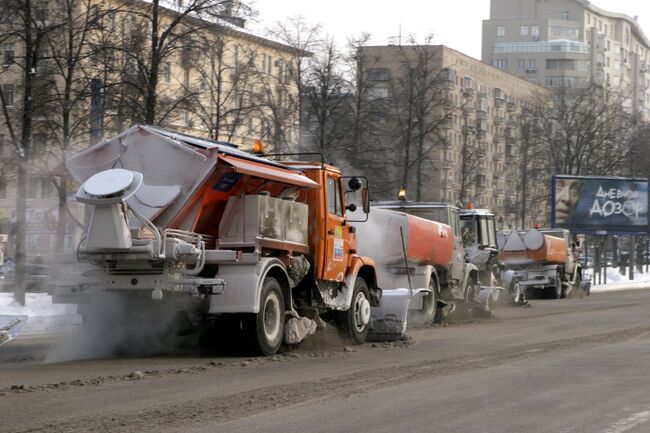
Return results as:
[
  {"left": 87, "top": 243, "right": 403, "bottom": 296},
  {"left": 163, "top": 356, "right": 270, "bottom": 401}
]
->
[
  {"left": 0, "top": 315, "right": 28, "bottom": 347},
  {"left": 368, "top": 288, "right": 429, "bottom": 341},
  {"left": 475, "top": 286, "right": 503, "bottom": 316}
]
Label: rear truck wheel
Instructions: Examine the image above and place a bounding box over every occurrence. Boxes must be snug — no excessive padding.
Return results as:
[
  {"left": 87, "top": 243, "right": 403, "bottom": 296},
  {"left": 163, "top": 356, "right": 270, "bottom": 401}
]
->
[
  {"left": 336, "top": 277, "right": 371, "bottom": 344},
  {"left": 458, "top": 279, "right": 478, "bottom": 319},
  {"left": 550, "top": 273, "right": 562, "bottom": 299},
  {"left": 244, "top": 276, "right": 285, "bottom": 356},
  {"left": 422, "top": 280, "right": 438, "bottom": 324},
  {"left": 510, "top": 281, "right": 522, "bottom": 305}
]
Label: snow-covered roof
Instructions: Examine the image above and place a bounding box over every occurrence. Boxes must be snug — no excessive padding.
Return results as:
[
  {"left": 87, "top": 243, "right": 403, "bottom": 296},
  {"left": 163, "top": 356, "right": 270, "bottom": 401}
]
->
[{"left": 138, "top": 0, "right": 311, "bottom": 56}]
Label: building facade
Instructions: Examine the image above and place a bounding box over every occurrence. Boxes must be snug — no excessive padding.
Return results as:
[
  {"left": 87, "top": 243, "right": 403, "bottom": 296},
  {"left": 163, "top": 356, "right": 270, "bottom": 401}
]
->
[
  {"left": 361, "top": 45, "right": 548, "bottom": 228},
  {"left": 483, "top": 0, "right": 650, "bottom": 118}
]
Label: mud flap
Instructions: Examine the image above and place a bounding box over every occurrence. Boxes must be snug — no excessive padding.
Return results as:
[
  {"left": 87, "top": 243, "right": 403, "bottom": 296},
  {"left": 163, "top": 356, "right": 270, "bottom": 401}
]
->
[
  {"left": 368, "top": 288, "right": 428, "bottom": 342},
  {"left": 0, "top": 315, "right": 28, "bottom": 347}
]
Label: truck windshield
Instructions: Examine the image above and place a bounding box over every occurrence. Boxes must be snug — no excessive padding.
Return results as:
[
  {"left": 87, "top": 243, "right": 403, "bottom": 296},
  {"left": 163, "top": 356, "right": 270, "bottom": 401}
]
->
[
  {"left": 461, "top": 218, "right": 479, "bottom": 247},
  {"left": 406, "top": 208, "right": 449, "bottom": 225}
]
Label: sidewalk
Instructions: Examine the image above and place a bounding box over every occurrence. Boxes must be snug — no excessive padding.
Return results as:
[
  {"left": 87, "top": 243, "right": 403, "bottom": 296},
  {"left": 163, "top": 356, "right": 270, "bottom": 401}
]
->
[
  {"left": 590, "top": 267, "right": 650, "bottom": 293},
  {"left": 0, "top": 292, "right": 81, "bottom": 335}
]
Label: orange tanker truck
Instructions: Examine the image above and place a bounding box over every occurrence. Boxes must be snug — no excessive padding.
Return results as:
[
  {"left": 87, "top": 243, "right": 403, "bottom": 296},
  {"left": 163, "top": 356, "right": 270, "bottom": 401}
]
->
[
  {"left": 497, "top": 228, "right": 583, "bottom": 300},
  {"left": 351, "top": 207, "right": 455, "bottom": 339},
  {"left": 55, "top": 125, "right": 384, "bottom": 355}
]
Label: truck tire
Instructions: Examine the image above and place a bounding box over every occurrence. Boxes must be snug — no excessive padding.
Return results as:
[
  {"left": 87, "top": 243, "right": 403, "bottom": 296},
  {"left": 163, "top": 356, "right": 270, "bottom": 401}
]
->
[
  {"left": 422, "top": 279, "right": 438, "bottom": 324},
  {"left": 551, "top": 273, "right": 562, "bottom": 299},
  {"left": 244, "top": 276, "right": 285, "bottom": 356},
  {"left": 336, "top": 277, "right": 370, "bottom": 344},
  {"left": 510, "top": 281, "right": 522, "bottom": 305},
  {"left": 411, "top": 279, "right": 438, "bottom": 325}
]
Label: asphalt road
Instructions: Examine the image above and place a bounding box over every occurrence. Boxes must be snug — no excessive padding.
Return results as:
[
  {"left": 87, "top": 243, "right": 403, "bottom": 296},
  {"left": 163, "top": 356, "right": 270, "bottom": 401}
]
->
[{"left": 2, "top": 289, "right": 650, "bottom": 433}]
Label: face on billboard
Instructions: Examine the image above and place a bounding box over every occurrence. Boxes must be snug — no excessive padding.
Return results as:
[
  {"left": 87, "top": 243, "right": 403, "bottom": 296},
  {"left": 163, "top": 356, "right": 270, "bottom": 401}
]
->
[
  {"left": 555, "top": 178, "right": 581, "bottom": 224},
  {"left": 553, "top": 176, "right": 648, "bottom": 232}
]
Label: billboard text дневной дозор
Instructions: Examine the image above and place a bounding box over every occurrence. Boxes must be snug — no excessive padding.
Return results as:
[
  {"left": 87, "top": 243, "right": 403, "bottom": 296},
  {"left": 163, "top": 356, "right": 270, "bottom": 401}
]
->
[{"left": 552, "top": 175, "right": 648, "bottom": 233}]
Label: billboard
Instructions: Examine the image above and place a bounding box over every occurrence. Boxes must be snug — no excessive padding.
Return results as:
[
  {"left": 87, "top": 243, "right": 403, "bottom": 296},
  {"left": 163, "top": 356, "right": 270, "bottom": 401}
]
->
[{"left": 552, "top": 175, "right": 648, "bottom": 233}]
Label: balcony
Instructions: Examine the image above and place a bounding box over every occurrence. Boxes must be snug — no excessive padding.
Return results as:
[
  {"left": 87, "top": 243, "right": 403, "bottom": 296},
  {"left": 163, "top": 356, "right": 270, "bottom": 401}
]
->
[
  {"left": 493, "top": 152, "right": 504, "bottom": 161},
  {"left": 494, "top": 115, "right": 505, "bottom": 125},
  {"left": 506, "top": 101, "right": 517, "bottom": 112},
  {"left": 463, "top": 87, "right": 475, "bottom": 97}
]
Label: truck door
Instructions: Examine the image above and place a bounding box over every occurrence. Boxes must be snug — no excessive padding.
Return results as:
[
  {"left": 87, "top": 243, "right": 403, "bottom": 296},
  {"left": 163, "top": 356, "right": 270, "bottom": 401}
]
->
[
  {"left": 322, "top": 174, "right": 348, "bottom": 282},
  {"left": 449, "top": 208, "right": 465, "bottom": 283}
]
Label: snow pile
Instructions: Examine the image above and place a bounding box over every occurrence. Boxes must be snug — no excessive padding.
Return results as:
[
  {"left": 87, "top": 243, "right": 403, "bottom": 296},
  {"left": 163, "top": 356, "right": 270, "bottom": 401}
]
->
[
  {"left": 590, "top": 267, "right": 650, "bottom": 293},
  {"left": 0, "top": 293, "right": 81, "bottom": 335}
]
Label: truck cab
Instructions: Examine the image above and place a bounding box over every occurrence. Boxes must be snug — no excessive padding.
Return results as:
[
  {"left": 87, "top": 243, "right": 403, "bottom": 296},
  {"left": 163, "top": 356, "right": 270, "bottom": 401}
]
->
[{"left": 459, "top": 209, "right": 500, "bottom": 287}]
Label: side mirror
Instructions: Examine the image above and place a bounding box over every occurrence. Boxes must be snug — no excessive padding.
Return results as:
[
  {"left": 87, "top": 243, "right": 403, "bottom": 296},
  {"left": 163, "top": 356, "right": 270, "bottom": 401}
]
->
[
  {"left": 362, "top": 187, "right": 370, "bottom": 214},
  {"left": 348, "top": 177, "right": 362, "bottom": 191}
]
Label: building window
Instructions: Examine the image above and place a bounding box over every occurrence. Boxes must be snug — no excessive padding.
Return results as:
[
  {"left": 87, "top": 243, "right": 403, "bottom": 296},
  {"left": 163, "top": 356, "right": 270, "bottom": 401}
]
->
[
  {"left": 497, "top": 26, "right": 505, "bottom": 37},
  {"left": 40, "top": 177, "right": 53, "bottom": 198},
  {"left": 3, "top": 43, "right": 15, "bottom": 66},
  {"left": 520, "top": 26, "right": 529, "bottom": 36},
  {"left": 518, "top": 59, "right": 526, "bottom": 70},
  {"left": 550, "top": 25, "right": 580, "bottom": 39},
  {"left": 528, "top": 59, "right": 536, "bottom": 70},
  {"left": 1, "top": 84, "right": 14, "bottom": 106},
  {"left": 33, "top": 133, "right": 47, "bottom": 150},
  {"left": 368, "top": 68, "right": 392, "bottom": 81},
  {"left": 0, "top": 176, "right": 6, "bottom": 199},
  {"left": 267, "top": 55, "right": 272, "bottom": 74},
  {"left": 561, "top": 11, "right": 570, "bottom": 21},
  {"left": 35, "top": 1, "right": 48, "bottom": 22},
  {"left": 531, "top": 26, "right": 540, "bottom": 37},
  {"left": 27, "top": 177, "right": 39, "bottom": 199},
  {"left": 162, "top": 63, "right": 171, "bottom": 83},
  {"left": 493, "top": 59, "right": 508, "bottom": 70},
  {"left": 233, "top": 45, "right": 239, "bottom": 67},
  {"left": 367, "top": 86, "right": 389, "bottom": 100}
]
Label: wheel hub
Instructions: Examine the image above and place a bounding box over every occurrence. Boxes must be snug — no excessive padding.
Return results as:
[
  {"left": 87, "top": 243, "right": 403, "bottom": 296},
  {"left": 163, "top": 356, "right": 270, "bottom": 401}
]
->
[
  {"left": 353, "top": 292, "right": 371, "bottom": 331},
  {"left": 263, "top": 293, "right": 281, "bottom": 341}
]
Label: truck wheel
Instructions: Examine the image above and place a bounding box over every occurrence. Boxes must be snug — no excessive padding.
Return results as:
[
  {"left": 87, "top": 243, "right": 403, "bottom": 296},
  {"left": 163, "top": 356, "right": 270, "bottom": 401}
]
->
[
  {"left": 460, "top": 279, "right": 478, "bottom": 318},
  {"left": 511, "top": 281, "right": 522, "bottom": 305},
  {"left": 551, "top": 273, "right": 562, "bottom": 299},
  {"left": 422, "top": 280, "right": 438, "bottom": 324},
  {"left": 336, "top": 277, "right": 371, "bottom": 344},
  {"left": 244, "top": 276, "right": 285, "bottom": 356}
]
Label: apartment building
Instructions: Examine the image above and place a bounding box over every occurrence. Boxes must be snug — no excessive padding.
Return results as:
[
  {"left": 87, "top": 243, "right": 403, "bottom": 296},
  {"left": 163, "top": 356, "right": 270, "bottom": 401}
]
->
[
  {"left": 0, "top": 0, "right": 307, "bottom": 255},
  {"left": 483, "top": 0, "right": 650, "bottom": 117},
  {"left": 361, "top": 45, "right": 548, "bottom": 228}
]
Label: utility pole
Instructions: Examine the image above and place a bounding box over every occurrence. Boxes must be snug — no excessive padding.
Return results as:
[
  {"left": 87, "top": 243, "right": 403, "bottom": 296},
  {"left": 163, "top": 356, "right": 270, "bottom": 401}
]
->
[{"left": 520, "top": 113, "right": 530, "bottom": 229}]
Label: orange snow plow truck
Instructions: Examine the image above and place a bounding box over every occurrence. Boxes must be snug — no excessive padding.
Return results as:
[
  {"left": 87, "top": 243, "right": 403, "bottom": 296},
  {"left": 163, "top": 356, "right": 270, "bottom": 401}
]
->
[{"left": 57, "top": 125, "right": 384, "bottom": 355}]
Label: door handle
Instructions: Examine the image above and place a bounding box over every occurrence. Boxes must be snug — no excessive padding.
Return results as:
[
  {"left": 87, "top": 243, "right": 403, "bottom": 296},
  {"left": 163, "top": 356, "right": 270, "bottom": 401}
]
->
[{"left": 328, "top": 229, "right": 334, "bottom": 235}]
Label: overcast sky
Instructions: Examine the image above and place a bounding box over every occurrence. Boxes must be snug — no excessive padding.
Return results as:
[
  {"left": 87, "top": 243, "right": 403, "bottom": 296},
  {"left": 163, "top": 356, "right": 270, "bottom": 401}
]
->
[{"left": 254, "top": 0, "right": 650, "bottom": 60}]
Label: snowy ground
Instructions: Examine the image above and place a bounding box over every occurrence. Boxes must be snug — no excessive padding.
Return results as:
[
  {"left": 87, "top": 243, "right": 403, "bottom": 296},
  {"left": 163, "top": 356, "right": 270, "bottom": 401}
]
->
[
  {"left": 590, "top": 266, "right": 650, "bottom": 293},
  {"left": 0, "top": 292, "right": 81, "bottom": 336}
]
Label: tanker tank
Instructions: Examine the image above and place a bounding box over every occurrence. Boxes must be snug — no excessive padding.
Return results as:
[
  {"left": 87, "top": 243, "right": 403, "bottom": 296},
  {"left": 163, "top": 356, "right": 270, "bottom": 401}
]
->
[{"left": 498, "top": 229, "right": 568, "bottom": 266}]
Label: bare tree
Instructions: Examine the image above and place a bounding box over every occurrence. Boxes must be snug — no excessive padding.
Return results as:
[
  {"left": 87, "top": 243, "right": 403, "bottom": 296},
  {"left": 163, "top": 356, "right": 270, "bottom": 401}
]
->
[
  {"left": 387, "top": 39, "right": 466, "bottom": 201},
  {"left": 266, "top": 16, "right": 320, "bottom": 148},
  {"left": 0, "top": 0, "right": 63, "bottom": 304},
  {"left": 301, "top": 38, "right": 350, "bottom": 158},
  {"left": 537, "top": 84, "right": 635, "bottom": 177},
  {"left": 103, "top": 0, "right": 254, "bottom": 128}
]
